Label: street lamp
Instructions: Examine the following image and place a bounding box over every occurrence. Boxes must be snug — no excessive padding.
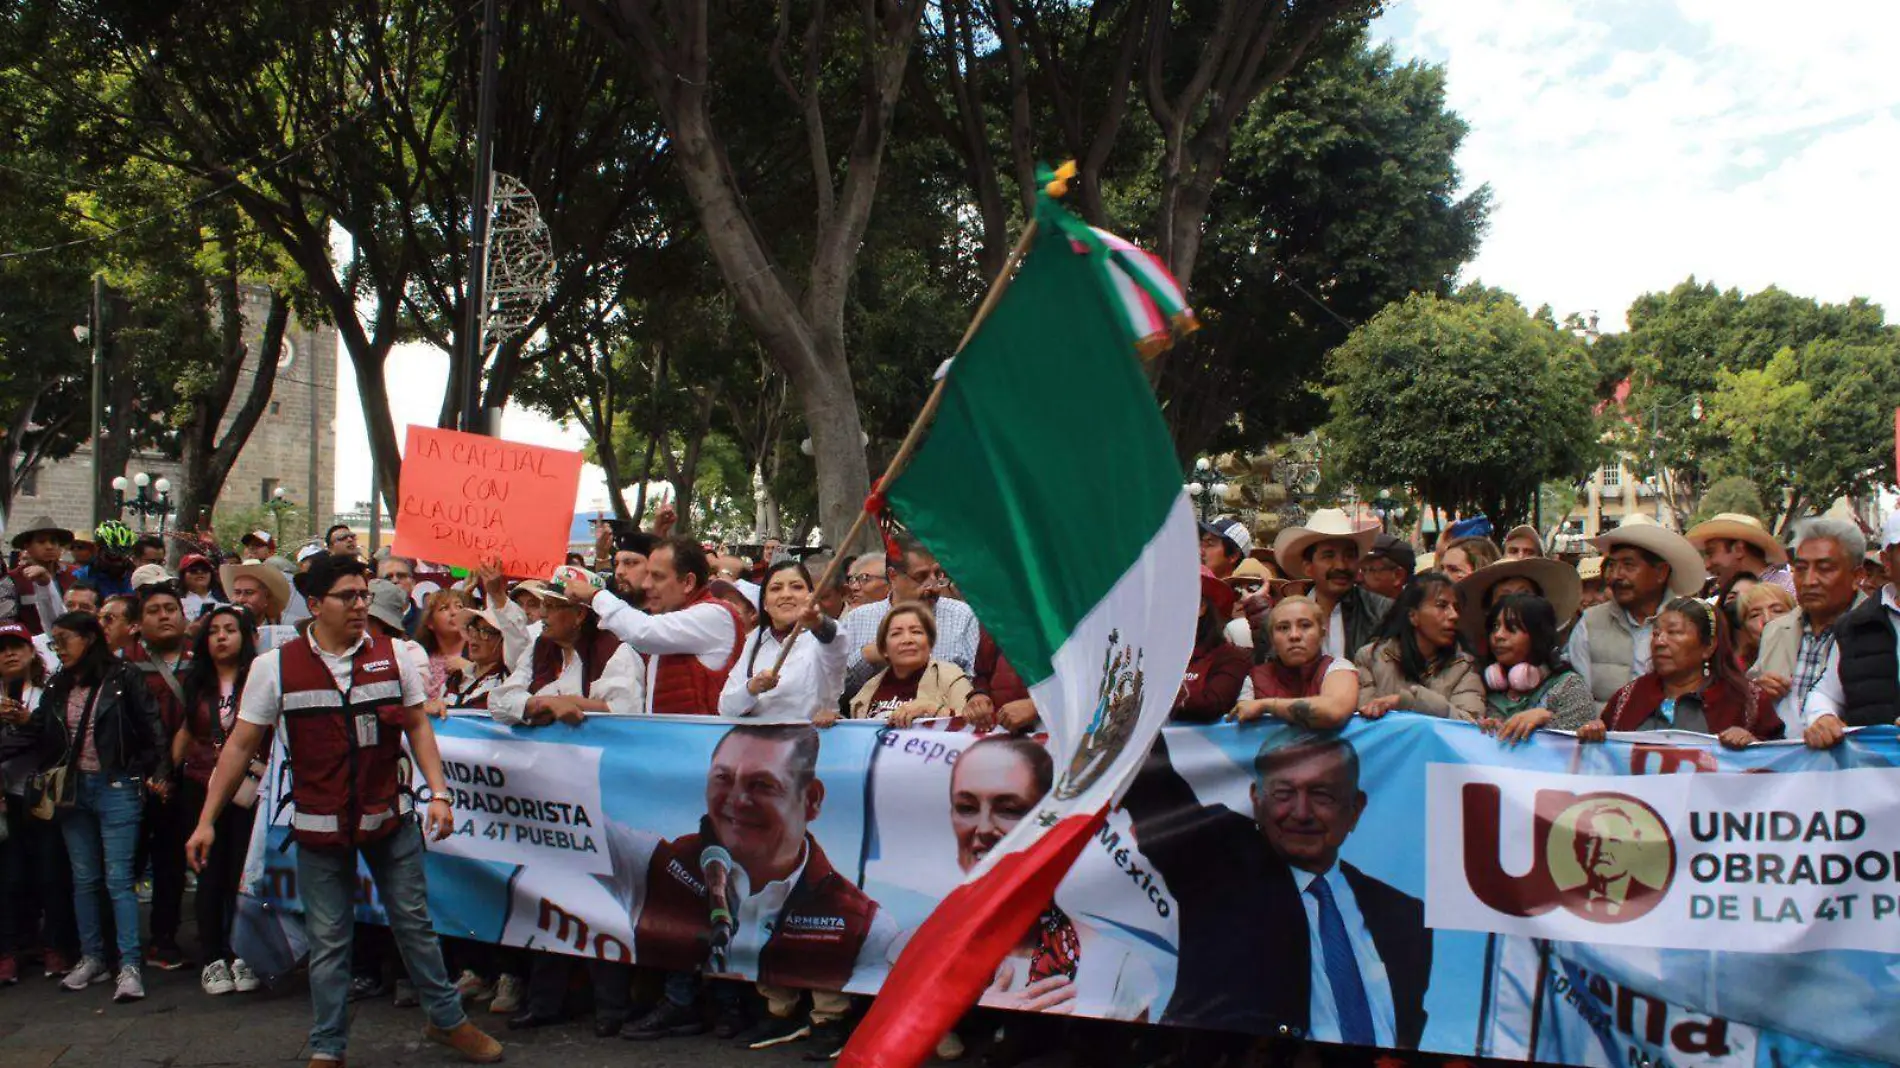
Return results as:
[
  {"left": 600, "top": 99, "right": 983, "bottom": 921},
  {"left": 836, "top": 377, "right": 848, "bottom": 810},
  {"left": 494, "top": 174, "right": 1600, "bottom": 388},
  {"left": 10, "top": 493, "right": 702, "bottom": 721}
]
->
[
  {"left": 1184, "top": 457, "right": 1227, "bottom": 521},
  {"left": 1646, "top": 393, "right": 1704, "bottom": 524},
  {"left": 266, "top": 485, "right": 294, "bottom": 544},
  {"left": 112, "top": 472, "right": 175, "bottom": 532}
]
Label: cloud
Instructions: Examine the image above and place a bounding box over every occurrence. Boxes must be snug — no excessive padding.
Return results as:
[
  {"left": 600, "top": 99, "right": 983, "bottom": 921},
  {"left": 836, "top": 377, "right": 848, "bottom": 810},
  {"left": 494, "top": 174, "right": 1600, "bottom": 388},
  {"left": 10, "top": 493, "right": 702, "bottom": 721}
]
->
[{"left": 1374, "top": 0, "right": 1900, "bottom": 326}]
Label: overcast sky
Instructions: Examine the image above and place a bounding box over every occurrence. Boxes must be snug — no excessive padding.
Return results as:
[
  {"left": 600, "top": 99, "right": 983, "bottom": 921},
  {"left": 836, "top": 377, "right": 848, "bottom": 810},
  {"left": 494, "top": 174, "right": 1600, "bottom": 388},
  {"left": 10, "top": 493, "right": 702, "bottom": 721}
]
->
[{"left": 333, "top": 0, "right": 1900, "bottom": 514}]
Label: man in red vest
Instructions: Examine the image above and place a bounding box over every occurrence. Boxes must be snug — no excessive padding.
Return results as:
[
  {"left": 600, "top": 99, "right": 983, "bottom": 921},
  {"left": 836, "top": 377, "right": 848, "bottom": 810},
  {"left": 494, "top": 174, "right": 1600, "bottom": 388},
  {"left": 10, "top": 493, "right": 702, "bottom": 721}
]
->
[
  {"left": 608, "top": 724, "right": 893, "bottom": 1044},
  {"left": 184, "top": 554, "right": 502, "bottom": 1067},
  {"left": 564, "top": 536, "right": 746, "bottom": 716}
]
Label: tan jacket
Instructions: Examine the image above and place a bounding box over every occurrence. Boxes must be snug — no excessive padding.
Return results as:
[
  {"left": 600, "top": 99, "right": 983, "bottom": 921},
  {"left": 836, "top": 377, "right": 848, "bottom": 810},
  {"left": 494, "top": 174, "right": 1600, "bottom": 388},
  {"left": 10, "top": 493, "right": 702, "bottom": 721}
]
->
[
  {"left": 1353, "top": 638, "right": 1486, "bottom": 722},
  {"left": 848, "top": 660, "right": 973, "bottom": 720},
  {"left": 1751, "top": 596, "right": 1862, "bottom": 680}
]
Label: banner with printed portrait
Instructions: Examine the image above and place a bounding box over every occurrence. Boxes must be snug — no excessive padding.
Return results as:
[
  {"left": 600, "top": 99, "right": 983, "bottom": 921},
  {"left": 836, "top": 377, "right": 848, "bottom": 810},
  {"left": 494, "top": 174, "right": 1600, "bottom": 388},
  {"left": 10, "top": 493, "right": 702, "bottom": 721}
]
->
[{"left": 245, "top": 713, "right": 1900, "bottom": 1068}]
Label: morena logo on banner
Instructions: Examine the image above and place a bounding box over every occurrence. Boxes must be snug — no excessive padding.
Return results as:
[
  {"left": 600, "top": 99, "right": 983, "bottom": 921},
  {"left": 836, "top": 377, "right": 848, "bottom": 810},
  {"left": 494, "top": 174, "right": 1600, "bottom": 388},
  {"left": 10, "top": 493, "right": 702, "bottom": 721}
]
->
[{"left": 1461, "top": 784, "right": 1677, "bottom": 923}]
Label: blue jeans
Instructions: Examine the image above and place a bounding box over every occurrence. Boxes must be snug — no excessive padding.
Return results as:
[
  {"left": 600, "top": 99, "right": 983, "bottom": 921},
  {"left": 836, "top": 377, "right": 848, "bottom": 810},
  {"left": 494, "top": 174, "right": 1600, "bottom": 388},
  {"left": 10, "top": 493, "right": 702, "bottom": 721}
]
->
[
  {"left": 298, "top": 820, "right": 465, "bottom": 1058},
  {"left": 59, "top": 772, "right": 145, "bottom": 968}
]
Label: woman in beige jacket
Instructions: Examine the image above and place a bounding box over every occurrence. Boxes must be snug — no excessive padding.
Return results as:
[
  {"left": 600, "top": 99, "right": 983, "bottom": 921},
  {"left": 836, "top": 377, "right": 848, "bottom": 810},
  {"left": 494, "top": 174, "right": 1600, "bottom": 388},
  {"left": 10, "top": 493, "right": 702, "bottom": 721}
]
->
[
  {"left": 833, "top": 602, "right": 974, "bottom": 727},
  {"left": 1354, "top": 572, "right": 1486, "bottom": 722}
]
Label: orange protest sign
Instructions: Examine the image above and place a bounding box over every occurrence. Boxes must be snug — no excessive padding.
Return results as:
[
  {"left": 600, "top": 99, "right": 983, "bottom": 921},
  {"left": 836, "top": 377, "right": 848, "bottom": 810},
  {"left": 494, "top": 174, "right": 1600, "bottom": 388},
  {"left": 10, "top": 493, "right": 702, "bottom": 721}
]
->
[{"left": 393, "top": 425, "right": 584, "bottom": 579}]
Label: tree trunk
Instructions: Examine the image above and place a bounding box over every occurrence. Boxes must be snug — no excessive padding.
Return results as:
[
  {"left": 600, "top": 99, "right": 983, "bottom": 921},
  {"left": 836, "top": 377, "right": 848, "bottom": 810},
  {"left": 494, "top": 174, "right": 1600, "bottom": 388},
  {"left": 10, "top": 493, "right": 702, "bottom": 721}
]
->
[{"left": 175, "top": 291, "right": 289, "bottom": 548}]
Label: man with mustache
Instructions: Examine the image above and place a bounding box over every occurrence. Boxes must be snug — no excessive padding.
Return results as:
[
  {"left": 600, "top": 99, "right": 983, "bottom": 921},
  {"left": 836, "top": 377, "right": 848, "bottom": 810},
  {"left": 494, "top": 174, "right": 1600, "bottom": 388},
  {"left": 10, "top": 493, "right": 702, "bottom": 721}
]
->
[
  {"left": 1564, "top": 522, "right": 1707, "bottom": 710},
  {"left": 1123, "top": 731, "right": 1430, "bottom": 1047},
  {"left": 607, "top": 724, "right": 893, "bottom": 1043},
  {"left": 1272, "top": 511, "right": 1387, "bottom": 663}
]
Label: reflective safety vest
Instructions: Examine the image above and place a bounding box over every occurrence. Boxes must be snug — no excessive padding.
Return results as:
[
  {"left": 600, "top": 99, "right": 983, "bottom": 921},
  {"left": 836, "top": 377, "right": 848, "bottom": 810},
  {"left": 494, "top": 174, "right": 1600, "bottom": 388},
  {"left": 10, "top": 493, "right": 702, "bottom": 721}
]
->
[
  {"left": 277, "top": 633, "right": 408, "bottom": 851},
  {"left": 648, "top": 591, "right": 746, "bottom": 715}
]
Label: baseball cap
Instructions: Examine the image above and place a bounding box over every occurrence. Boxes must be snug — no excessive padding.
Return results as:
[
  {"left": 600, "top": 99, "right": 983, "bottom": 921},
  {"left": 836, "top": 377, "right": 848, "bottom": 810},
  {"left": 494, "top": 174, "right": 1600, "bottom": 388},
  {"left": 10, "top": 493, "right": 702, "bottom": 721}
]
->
[
  {"left": 296, "top": 543, "right": 326, "bottom": 564},
  {"left": 1365, "top": 533, "right": 1417, "bottom": 575},
  {"left": 179, "top": 553, "right": 212, "bottom": 573},
  {"left": 130, "top": 564, "right": 173, "bottom": 589},
  {"left": 0, "top": 621, "right": 31, "bottom": 644},
  {"left": 242, "top": 529, "right": 275, "bottom": 548},
  {"left": 1446, "top": 515, "right": 1494, "bottom": 540},
  {"left": 1199, "top": 518, "right": 1253, "bottom": 557},
  {"left": 1881, "top": 511, "right": 1900, "bottom": 550}
]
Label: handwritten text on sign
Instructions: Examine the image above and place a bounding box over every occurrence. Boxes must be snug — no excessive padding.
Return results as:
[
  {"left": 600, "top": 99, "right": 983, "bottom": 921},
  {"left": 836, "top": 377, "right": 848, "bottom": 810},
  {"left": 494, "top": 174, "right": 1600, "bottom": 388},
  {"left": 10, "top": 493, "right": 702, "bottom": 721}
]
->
[{"left": 393, "top": 425, "right": 582, "bottom": 578}]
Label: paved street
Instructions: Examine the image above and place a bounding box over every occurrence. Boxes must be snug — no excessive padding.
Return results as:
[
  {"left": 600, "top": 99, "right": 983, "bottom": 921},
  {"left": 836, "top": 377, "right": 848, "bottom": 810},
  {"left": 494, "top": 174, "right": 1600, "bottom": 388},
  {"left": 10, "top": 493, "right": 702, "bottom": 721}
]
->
[{"left": 0, "top": 958, "right": 842, "bottom": 1068}]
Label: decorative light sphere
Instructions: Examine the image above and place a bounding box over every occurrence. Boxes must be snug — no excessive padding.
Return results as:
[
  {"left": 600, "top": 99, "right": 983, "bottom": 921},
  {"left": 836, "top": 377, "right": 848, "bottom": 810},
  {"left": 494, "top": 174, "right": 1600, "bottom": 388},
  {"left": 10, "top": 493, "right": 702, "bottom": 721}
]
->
[
  {"left": 133, "top": 472, "right": 151, "bottom": 488},
  {"left": 111, "top": 476, "right": 129, "bottom": 492},
  {"left": 154, "top": 478, "right": 171, "bottom": 494}
]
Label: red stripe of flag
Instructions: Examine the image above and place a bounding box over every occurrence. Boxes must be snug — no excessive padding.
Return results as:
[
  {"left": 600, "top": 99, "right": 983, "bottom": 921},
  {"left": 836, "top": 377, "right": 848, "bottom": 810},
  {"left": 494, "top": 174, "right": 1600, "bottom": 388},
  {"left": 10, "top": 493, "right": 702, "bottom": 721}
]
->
[{"left": 837, "top": 809, "right": 1110, "bottom": 1068}]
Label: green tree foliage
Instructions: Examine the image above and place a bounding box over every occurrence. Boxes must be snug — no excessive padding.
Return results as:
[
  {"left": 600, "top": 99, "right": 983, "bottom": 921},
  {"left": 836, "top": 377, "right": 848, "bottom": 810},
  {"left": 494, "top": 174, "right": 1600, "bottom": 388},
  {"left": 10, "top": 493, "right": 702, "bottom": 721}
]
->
[
  {"left": 1156, "top": 40, "right": 1490, "bottom": 459},
  {"left": 1606, "top": 279, "right": 1893, "bottom": 525},
  {"left": 1324, "top": 288, "right": 1600, "bottom": 527},
  {"left": 1689, "top": 475, "right": 1767, "bottom": 527},
  {"left": 1702, "top": 337, "right": 1900, "bottom": 529}
]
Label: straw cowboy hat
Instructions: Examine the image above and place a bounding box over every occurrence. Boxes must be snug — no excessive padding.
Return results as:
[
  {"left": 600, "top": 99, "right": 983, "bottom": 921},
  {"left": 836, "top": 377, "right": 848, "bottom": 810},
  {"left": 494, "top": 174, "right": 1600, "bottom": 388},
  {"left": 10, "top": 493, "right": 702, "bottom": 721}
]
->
[
  {"left": 1685, "top": 513, "right": 1787, "bottom": 566},
  {"left": 9, "top": 515, "right": 73, "bottom": 550},
  {"left": 1272, "top": 509, "right": 1381, "bottom": 580},
  {"left": 1225, "top": 558, "right": 1274, "bottom": 589},
  {"left": 218, "top": 559, "right": 293, "bottom": 617},
  {"left": 1456, "top": 558, "right": 1582, "bottom": 647},
  {"left": 1576, "top": 556, "right": 1605, "bottom": 584},
  {"left": 1591, "top": 524, "right": 1707, "bottom": 597}
]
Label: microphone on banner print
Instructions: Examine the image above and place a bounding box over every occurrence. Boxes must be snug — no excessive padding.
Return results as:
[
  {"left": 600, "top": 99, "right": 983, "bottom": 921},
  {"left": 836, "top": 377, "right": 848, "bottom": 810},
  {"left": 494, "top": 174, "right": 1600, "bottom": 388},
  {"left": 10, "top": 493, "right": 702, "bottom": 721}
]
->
[{"left": 699, "top": 816, "right": 737, "bottom": 973}]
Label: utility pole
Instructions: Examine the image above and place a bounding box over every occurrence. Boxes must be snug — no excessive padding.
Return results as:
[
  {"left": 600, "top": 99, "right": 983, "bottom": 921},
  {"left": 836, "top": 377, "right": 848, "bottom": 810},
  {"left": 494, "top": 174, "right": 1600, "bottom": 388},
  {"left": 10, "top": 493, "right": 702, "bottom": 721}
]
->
[
  {"left": 88, "top": 274, "right": 105, "bottom": 526},
  {"left": 459, "top": 0, "right": 501, "bottom": 436}
]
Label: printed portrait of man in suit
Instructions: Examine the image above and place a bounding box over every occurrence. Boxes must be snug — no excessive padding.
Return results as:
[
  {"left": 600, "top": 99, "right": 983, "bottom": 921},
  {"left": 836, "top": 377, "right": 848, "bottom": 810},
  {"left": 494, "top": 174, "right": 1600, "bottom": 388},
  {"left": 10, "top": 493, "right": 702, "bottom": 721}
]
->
[{"left": 1122, "top": 730, "right": 1432, "bottom": 1047}]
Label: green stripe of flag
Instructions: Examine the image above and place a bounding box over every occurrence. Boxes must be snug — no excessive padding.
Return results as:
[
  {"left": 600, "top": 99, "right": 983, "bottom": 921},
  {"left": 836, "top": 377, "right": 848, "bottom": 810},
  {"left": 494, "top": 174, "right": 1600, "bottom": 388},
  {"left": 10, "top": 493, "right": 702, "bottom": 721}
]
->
[{"left": 888, "top": 219, "right": 1185, "bottom": 685}]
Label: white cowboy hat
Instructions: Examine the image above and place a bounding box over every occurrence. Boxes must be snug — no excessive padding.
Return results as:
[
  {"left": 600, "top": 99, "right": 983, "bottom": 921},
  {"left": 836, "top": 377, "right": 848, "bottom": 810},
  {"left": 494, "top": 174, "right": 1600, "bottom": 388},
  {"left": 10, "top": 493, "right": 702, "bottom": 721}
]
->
[
  {"left": 1456, "top": 558, "right": 1583, "bottom": 647},
  {"left": 218, "top": 559, "right": 293, "bottom": 617},
  {"left": 1591, "top": 525, "right": 1707, "bottom": 597},
  {"left": 1272, "top": 509, "right": 1380, "bottom": 580},
  {"left": 1685, "top": 513, "right": 1787, "bottom": 566},
  {"left": 1576, "top": 556, "right": 1605, "bottom": 583}
]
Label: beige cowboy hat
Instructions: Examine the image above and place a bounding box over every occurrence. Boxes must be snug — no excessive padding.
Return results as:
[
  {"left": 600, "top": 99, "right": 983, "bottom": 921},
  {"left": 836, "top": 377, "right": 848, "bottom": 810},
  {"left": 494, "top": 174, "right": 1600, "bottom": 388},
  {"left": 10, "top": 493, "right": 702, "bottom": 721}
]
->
[
  {"left": 1685, "top": 513, "right": 1787, "bottom": 566},
  {"left": 1456, "top": 558, "right": 1582, "bottom": 647},
  {"left": 1272, "top": 509, "right": 1380, "bottom": 580},
  {"left": 1502, "top": 524, "right": 1545, "bottom": 555},
  {"left": 1576, "top": 556, "right": 1605, "bottom": 583},
  {"left": 1591, "top": 524, "right": 1707, "bottom": 597},
  {"left": 9, "top": 515, "right": 73, "bottom": 550},
  {"left": 219, "top": 559, "right": 293, "bottom": 616}
]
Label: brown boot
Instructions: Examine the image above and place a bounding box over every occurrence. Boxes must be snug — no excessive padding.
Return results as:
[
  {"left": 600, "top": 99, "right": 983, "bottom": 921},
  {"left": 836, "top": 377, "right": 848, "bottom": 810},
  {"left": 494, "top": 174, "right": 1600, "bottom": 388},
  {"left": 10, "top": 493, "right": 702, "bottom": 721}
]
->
[
  {"left": 424, "top": 1020, "right": 504, "bottom": 1064},
  {"left": 307, "top": 1059, "right": 344, "bottom": 1068}
]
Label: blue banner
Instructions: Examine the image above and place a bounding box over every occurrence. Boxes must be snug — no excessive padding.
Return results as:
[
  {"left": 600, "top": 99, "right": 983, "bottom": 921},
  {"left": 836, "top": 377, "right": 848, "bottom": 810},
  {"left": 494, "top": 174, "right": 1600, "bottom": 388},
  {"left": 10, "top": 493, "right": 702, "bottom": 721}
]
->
[{"left": 244, "top": 713, "right": 1900, "bottom": 1066}]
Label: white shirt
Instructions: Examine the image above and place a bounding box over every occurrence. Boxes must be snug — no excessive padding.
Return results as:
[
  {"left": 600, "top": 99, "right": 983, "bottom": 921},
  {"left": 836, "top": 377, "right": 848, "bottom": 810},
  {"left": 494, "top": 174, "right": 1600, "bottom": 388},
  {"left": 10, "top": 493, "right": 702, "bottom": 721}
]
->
[
  {"left": 1802, "top": 586, "right": 1900, "bottom": 727},
  {"left": 256, "top": 624, "right": 300, "bottom": 655},
  {"left": 486, "top": 639, "right": 645, "bottom": 725},
  {"left": 593, "top": 590, "right": 738, "bottom": 668},
  {"left": 1293, "top": 865, "right": 1398, "bottom": 1047},
  {"left": 1565, "top": 604, "right": 1657, "bottom": 697},
  {"left": 717, "top": 621, "right": 849, "bottom": 721},
  {"left": 1323, "top": 604, "right": 1347, "bottom": 662},
  {"left": 238, "top": 632, "right": 430, "bottom": 728}
]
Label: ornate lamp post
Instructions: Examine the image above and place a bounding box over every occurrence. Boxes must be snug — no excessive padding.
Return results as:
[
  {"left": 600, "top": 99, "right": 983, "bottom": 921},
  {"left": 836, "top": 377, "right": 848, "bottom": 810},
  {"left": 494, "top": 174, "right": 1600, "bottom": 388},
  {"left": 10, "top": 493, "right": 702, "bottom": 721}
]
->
[{"left": 111, "top": 472, "right": 174, "bottom": 532}]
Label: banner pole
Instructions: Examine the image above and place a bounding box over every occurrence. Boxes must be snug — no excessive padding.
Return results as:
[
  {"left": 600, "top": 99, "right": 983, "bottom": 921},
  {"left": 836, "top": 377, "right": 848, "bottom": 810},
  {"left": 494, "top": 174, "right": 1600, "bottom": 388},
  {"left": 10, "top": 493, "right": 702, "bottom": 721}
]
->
[{"left": 769, "top": 219, "right": 1041, "bottom": 675}]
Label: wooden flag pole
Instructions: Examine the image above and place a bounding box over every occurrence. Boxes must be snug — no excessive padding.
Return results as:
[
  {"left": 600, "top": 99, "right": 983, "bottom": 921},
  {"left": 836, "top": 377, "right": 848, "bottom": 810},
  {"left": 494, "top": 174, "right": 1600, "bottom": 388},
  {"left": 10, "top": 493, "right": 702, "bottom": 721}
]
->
[{"left": 767, "top": 218, "right": 1041, "bottom": 676}]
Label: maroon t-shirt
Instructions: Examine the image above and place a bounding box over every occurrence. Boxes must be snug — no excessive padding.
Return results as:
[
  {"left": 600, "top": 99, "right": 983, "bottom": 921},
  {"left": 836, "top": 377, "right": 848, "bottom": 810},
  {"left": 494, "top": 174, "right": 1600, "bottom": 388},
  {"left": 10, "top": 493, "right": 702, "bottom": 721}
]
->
[{"left": 866, "top": 671, "right": 922, "bottom": 719}]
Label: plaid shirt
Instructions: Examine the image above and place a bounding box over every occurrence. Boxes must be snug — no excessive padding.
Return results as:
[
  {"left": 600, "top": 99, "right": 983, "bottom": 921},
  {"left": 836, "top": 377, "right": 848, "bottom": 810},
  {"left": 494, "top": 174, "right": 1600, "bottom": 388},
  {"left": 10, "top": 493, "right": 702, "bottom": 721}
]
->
[
  {"left": 1781, "top": 623, "right": 1839, "bottom": 724},
  {"left": 841, "top": 595, "right": 980, "bottom": 697}
]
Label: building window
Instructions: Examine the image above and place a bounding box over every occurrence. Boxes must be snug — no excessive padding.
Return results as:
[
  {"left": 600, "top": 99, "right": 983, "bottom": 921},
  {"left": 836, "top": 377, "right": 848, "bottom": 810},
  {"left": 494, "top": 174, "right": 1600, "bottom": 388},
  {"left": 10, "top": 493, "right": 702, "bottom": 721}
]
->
[
  {"left": 269, "top": 401, "right": 281, "bottom": 415},
  {"left": 261, "top": 477, "right": 279, "bottom": 504},
  {"left": 18, "top": 467, "right": 38, "bottom": 497},
  {"left": 1599, "top": 464, "right": 1622, "bottom": 488}
]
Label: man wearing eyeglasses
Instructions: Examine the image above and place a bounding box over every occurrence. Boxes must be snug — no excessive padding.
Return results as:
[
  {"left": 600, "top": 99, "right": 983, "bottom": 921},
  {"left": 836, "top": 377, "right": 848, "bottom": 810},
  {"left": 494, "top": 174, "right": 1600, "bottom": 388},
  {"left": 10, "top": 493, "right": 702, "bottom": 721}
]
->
[
  {"left": 844, "top": 553, "right": 890, "bottom": 608},
  {"left": 186, "top": 553, "right": 503, "bottom": 1066},
  {"left": 841, "top": 539, "right": 979, "bottom": 696}
]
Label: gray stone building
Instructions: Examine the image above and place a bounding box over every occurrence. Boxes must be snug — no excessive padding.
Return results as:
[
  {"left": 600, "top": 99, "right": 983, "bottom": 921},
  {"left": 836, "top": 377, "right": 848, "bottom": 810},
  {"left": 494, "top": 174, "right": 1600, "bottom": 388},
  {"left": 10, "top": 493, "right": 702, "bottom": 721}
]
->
[{"left": 12, "top": 286, "right": 338, "bottom": 544}]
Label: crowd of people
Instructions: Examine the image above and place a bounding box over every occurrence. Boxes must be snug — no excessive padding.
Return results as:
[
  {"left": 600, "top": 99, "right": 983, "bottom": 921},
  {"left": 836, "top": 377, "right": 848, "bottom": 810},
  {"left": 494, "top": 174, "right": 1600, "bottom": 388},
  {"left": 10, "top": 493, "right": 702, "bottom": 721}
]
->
[{"left": 1, "top": 495, "right": 1897, "bottom": 1066}]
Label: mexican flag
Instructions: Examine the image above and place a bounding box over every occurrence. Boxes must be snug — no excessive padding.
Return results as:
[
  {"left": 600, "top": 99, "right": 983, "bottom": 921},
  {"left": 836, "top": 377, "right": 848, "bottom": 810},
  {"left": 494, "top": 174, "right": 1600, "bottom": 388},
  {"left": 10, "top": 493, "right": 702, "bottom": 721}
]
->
[{"left": 839, "top": 184, "right": 1199, "bottom": 1066}]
